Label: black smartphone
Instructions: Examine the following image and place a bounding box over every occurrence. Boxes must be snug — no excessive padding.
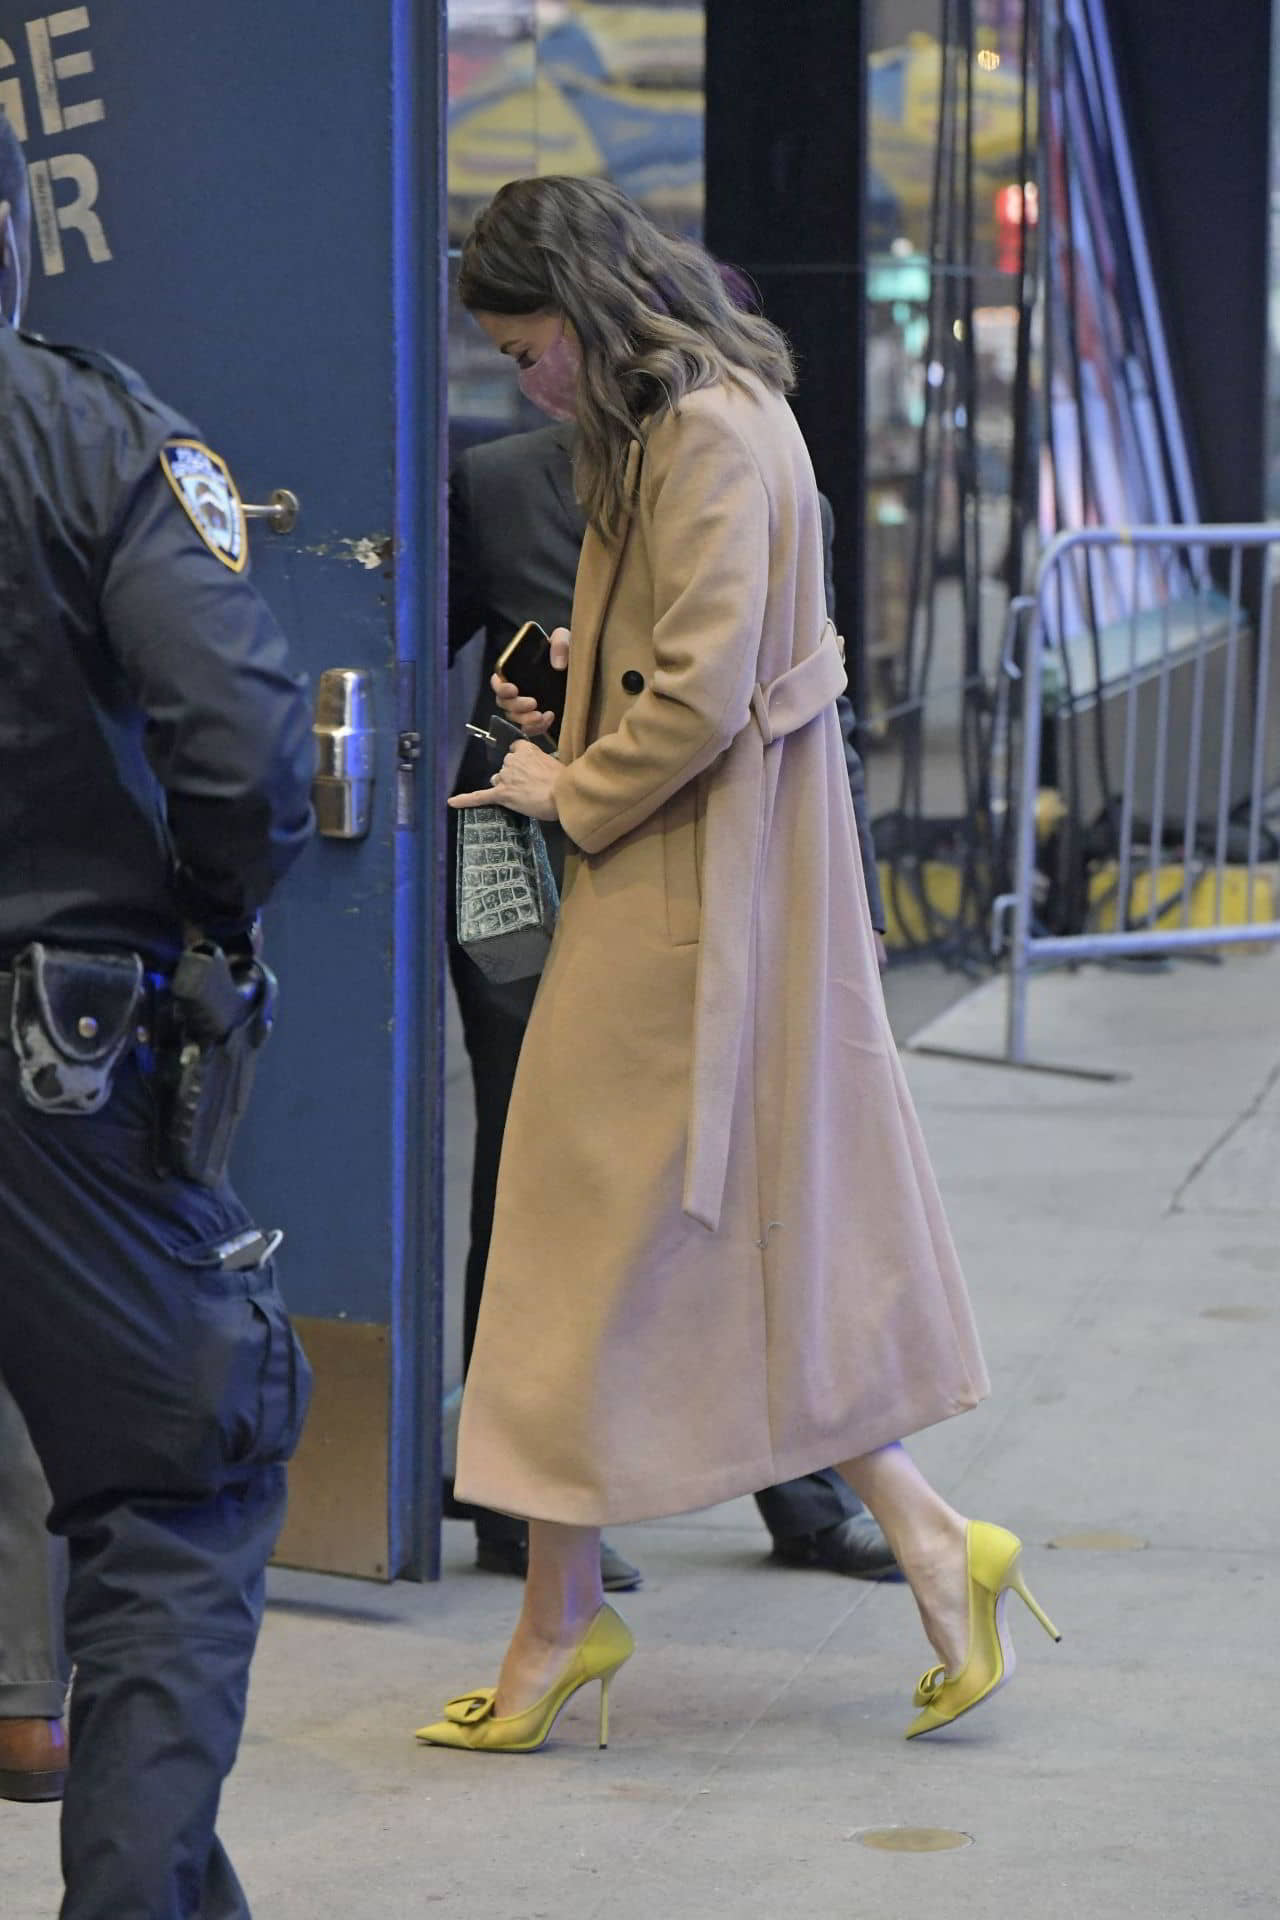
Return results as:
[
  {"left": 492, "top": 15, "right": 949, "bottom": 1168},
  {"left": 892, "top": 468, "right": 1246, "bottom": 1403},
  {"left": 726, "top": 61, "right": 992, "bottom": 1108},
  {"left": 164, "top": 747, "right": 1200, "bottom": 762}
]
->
[{"left": 495, "top": 620, "right": 567, "bottom": 730}]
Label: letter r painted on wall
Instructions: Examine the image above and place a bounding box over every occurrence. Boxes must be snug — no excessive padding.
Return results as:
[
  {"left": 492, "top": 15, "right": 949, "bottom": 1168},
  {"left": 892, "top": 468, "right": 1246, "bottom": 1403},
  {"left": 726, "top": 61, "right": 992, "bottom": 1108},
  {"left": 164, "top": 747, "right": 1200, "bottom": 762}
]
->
[{"left": 29, "top": 151, "right": 110, "bottom": 272}]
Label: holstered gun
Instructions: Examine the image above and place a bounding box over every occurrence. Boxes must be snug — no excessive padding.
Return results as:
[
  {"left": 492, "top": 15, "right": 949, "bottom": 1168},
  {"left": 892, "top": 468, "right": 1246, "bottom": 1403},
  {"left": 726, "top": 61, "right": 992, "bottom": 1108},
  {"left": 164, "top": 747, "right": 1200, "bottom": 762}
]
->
[{"left": 158, "top": 941, "right": 278, "bottom": 1187}]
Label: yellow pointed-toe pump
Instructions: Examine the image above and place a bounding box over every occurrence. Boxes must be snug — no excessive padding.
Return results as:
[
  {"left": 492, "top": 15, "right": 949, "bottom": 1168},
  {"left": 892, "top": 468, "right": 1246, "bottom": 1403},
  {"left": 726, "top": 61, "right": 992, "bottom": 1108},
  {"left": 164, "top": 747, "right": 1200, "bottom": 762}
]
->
[
  {"left": 415, "top": 1603, "right": 635, "bottom": 1754},
  {"left": 905, "top": 1520, "right": 1060, "bottom": 1739}
]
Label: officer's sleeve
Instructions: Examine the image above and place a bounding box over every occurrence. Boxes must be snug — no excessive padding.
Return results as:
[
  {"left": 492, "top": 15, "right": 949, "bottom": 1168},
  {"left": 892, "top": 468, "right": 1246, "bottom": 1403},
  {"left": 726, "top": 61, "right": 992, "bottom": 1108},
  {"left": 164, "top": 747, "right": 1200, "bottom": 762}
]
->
[
  {"left": 818, "top": 492, "right": 838, "bottom": 626},
  {"left": 448, "top": 455, "right": 487, "bottom": 663},
  {"left": 818, "top": 491, "right": 885, "bottom": 933},
  {"left": 100, "top": 457, "right": 315, "bottom": 930},
  {"left": 836, "top": 688, "right": 887, "bottom": 935}
]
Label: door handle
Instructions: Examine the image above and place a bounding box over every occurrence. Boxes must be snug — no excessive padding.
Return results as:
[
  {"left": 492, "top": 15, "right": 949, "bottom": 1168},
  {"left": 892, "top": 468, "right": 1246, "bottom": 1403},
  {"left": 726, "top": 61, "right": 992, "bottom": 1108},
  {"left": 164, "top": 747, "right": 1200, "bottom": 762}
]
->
[
  {"left": 243, "top": 488, "right": 300, "bottom": 534},
  {"left": 313, "top": 668, "right": 375, "bottom": 840}
]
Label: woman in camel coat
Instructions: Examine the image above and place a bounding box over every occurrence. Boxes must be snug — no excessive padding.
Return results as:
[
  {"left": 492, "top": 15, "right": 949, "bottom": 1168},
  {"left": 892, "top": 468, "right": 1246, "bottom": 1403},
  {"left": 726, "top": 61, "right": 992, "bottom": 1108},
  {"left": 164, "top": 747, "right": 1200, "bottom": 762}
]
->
[{"left": 426, "top": 178, "right": 1056, "bottom": 1754}]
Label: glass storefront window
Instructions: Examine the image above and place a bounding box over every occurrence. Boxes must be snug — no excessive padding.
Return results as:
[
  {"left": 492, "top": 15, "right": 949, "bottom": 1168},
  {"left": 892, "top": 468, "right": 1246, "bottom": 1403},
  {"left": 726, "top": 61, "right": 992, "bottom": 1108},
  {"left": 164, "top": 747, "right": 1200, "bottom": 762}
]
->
[
  {"left": 865, "top": 13, "right": 1034, "bottom": 641},
  {"left": 864, "top": 2, "right": 1038, "bottom": 960},
  {"left": 449, "top": 1, "right": 703, "bottom": 249},
  {"left": 447, "top": 1, "right": 705, "bottom": 443},
  {"left": 868, "top": 3, "right": 1034, "bottom": 270}
]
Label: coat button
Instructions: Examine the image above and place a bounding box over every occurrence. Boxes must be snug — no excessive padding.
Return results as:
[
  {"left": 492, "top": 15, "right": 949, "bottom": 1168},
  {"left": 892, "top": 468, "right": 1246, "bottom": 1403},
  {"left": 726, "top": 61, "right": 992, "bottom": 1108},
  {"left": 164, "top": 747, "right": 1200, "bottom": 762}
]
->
[{"left": 621, "top": 670, "right": 645, "bottom": 694}]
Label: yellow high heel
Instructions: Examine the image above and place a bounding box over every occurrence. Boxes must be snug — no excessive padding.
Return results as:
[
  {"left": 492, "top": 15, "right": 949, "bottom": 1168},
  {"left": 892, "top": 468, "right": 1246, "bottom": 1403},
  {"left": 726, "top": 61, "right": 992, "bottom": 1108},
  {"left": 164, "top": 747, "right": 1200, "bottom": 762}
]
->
[
  {"left": 415, "top": 1603, "right": 635, "bottom": 1754},
  {"left": 905, "top": 1520, "right": 1060, "bottom": 1739}
]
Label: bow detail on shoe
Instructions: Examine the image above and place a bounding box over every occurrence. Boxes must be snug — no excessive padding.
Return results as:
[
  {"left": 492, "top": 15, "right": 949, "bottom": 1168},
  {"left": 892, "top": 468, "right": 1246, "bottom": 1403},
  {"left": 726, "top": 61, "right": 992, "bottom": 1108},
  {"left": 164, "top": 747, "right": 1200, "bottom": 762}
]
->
[
  {"left": 443, "top": 1689, "right": 497, "bottom": 1726},
  {"left": 913, "top": 1665, "right": 949, "bottom": 1708}
]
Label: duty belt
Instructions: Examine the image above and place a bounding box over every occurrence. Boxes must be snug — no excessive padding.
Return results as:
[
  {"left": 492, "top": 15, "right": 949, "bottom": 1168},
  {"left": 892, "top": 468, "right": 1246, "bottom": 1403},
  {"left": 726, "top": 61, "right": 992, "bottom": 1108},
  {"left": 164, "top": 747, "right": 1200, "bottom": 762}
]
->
[{"left": 0, "top": 962, "right": 167, "bottom": 1051}]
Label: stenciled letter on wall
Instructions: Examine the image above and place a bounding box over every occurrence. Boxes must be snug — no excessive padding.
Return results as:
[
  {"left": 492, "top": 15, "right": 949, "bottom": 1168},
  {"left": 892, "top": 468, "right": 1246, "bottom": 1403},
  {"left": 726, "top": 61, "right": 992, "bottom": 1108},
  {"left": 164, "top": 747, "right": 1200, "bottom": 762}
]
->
[{"left": 1, "top": 8, "right": 111, "bottom": 277}]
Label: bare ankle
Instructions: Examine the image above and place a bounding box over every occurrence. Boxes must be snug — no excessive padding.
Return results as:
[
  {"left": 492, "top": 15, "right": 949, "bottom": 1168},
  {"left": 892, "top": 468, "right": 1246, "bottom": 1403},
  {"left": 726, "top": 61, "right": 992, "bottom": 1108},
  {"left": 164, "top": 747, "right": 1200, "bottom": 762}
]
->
[
  {"left": 516, "top": 1608, "right": 595, "bottom": 1655},
  {"left": 896, "top": 1509, "right": 966, "bottom": 1582}
]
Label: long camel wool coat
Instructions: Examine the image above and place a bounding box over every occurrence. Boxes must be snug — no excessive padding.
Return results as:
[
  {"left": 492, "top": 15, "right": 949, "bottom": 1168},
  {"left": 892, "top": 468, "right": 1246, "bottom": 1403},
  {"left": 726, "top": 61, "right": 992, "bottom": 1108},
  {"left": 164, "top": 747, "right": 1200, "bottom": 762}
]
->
[{"left": 455, "top": 371, "right": 988, "bottom": 1526}]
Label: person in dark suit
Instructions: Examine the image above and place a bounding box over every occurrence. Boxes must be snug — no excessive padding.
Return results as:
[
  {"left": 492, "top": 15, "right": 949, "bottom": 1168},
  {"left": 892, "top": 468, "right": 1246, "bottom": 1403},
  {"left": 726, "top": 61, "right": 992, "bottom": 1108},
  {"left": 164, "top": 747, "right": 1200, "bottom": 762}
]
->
[{"left": 447, "top": 420, "right": 899, "bottom": 1588}]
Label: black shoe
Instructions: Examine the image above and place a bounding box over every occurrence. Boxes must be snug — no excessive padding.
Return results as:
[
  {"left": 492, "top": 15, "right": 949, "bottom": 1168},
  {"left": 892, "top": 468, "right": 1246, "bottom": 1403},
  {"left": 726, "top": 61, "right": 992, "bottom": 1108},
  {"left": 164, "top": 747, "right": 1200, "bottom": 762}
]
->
[
  {"left": 599, "top": 1541, "right": 643, "bottom": 1592},
  {"left": 475, "top": 1536, "right": 529, "bottom": 1579},
  {"left": 475, "top": 1535, "right": 643, "bottom": 1592},
  {"left": 770, "top": 1514, "right": 903, "bottom": 1581}
]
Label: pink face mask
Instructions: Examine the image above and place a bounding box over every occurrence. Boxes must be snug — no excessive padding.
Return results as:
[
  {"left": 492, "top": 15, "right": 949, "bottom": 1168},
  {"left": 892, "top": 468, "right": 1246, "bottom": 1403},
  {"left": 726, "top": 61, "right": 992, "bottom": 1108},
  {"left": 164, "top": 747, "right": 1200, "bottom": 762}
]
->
[{"left": 517, "top": 326, "right": 581, "bottom": 420}]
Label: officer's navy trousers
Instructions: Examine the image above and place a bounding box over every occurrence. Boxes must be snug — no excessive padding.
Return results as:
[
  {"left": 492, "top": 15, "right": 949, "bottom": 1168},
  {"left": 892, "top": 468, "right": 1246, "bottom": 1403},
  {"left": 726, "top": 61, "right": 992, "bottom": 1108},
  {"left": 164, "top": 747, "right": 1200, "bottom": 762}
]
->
[{"left": 0, "top": 1049, "right": 310, "bottom": 1920}]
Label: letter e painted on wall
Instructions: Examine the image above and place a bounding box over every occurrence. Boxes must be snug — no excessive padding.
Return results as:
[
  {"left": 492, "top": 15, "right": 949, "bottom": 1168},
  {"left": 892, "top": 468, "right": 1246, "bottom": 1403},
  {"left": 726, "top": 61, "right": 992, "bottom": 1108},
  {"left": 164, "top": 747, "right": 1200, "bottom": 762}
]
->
[{"left": 26, "top": 8, "right": 104, "bottom": 136}]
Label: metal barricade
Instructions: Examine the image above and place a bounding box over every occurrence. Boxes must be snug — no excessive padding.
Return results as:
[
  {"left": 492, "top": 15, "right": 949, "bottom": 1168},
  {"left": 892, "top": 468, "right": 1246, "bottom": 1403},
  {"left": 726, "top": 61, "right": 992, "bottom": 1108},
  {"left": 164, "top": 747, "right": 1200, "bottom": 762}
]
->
[{"left": 991, "top": 526, "right": 1280, "bottom": 1074}]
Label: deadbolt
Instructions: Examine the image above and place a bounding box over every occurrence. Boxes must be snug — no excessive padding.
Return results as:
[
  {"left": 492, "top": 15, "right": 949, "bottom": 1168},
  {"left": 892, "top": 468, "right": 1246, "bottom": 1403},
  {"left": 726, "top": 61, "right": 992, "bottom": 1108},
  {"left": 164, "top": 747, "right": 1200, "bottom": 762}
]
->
[
  {"left": 243, "top": 488, "right": 300, "bottom": 534},
  {"left": 313, "top": 668, "right": 375, "bottom": 840}
]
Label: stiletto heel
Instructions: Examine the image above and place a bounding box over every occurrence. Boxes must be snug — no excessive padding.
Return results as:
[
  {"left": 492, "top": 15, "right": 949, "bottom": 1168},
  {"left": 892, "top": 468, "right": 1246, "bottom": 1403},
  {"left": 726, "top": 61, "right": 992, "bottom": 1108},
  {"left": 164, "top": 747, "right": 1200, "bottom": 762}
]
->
[
  {"left": 415, "top": 1603, "right": 635, "bottom": 1755},
  {"left": 906, "top": 1521, "right": 1061, "bottom": 1739},
  {"left": 1010, "top": 1567, "right": 1061, "bottom": 1642}
]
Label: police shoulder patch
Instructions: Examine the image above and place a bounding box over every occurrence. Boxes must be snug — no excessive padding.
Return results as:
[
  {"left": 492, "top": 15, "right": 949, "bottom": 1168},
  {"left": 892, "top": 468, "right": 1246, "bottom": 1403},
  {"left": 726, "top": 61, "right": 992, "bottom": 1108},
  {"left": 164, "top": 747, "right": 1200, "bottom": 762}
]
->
[{"left": 160, "top": 439, "right": 248, "bottom": 573}]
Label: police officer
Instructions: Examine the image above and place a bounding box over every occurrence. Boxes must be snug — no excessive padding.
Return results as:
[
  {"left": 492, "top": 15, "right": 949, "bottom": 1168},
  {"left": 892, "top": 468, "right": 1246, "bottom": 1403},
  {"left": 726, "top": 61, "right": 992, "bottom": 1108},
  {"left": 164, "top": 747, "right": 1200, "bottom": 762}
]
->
[{"left": 0, "top": 113, "right": 314, "bottom": 1918}]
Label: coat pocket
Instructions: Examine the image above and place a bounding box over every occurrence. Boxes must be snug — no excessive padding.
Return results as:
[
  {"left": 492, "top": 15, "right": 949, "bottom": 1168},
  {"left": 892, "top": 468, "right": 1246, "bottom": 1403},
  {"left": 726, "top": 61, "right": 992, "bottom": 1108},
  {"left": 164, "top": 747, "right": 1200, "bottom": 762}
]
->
[{"left": 662, "top": 781, "right": 703, "bottom": 947}]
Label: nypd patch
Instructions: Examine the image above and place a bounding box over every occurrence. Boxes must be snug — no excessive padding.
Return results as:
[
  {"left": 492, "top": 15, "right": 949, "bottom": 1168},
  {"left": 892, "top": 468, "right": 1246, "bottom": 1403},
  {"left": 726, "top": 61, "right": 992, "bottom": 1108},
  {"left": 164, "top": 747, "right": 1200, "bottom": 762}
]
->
[{"left": 160, "top": 439, "right": 247, "bottom": 573}]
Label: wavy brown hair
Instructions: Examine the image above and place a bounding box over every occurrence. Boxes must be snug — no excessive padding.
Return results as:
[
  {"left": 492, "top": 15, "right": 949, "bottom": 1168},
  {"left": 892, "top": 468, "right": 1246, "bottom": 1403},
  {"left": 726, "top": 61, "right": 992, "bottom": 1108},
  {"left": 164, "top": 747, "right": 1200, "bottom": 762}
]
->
[{"left": 458, "top": 176, "right": 795, "bottom": 536}]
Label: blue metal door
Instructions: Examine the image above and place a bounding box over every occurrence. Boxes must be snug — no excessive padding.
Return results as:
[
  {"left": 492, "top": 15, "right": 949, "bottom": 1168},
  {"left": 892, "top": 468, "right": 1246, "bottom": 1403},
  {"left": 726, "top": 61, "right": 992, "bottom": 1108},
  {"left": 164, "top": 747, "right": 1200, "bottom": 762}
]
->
[{"left": 0, "top": 2, "right": 448, "bottom": 1577}]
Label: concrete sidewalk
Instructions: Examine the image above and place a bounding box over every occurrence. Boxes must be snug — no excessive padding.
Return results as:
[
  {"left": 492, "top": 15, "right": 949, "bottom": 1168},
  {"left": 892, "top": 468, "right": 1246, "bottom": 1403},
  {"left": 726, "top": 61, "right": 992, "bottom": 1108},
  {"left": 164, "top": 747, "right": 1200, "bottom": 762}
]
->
[{"left": 9, "top": 951, "right": 1279, "bottom": 1917}]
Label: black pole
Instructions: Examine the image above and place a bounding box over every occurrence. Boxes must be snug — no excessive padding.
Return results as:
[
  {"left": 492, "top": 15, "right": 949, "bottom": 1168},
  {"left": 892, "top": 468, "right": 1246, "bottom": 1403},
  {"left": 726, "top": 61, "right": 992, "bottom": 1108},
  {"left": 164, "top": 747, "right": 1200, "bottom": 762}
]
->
[
  {"left": 704, "top": 0, "right": 869, "bottom": 727},
  {"left": 1102, "top": 0, "right": 1269, "bottom": 528}
]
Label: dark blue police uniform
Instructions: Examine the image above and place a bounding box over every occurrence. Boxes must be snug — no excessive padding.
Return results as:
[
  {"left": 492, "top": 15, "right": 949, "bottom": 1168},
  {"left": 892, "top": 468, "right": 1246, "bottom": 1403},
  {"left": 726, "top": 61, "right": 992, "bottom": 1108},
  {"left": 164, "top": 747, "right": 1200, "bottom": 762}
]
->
[{"left": 0, "top": 318, "right": 314, "bottom": 1919}]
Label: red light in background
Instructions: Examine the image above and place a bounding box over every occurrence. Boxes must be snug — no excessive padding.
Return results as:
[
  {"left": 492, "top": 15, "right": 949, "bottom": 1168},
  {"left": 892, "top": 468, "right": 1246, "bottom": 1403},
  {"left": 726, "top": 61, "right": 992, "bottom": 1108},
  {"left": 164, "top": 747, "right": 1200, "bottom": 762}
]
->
[{"left": 994, "top": 182, "right": 1040, "bottom": 270}]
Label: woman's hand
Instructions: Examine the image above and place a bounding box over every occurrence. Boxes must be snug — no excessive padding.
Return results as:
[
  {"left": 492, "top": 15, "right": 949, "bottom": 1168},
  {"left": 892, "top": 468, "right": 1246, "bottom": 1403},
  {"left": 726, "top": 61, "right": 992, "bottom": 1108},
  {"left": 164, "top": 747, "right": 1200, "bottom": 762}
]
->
[
  {"left": 449, "top": 739, "right": 563, "bottom": 822},
  {"left": 492, "top": 626, "right": 571, "bottom": 738}
]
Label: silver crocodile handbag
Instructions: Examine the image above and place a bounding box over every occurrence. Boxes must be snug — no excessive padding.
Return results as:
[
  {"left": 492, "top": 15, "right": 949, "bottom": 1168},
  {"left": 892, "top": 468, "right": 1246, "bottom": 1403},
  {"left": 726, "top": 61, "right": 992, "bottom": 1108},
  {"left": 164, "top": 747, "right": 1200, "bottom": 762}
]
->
[{"left": 456, "top": 805, "right": 560, "bottom": 984}]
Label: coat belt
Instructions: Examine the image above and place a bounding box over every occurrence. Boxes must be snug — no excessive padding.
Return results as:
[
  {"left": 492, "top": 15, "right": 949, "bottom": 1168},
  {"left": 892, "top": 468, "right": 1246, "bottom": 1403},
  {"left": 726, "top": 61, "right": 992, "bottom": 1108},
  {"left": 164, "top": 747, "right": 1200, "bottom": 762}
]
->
[{"left": 683, "top": 621, "right": 848, "bottom": 1232}]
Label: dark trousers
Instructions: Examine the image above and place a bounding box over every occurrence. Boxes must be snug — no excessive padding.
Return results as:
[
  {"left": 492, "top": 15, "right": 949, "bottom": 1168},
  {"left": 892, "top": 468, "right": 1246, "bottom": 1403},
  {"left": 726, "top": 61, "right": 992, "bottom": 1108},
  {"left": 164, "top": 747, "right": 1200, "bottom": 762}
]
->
[
  {"left": 447, "top": 885, "right": 864, "bottom": 1548},
  {"left": 755, "top": 1468, "right": 864, "bottom": 1540},
  {"left": 0, "top": 1050, "right": 310, "bottom": 1920},
  {"left": 0, "top": 1371, "right": 69, "bottom": 1718},
  {"left": 448, "top": 918, "right": 539, "bottom": 1548}
]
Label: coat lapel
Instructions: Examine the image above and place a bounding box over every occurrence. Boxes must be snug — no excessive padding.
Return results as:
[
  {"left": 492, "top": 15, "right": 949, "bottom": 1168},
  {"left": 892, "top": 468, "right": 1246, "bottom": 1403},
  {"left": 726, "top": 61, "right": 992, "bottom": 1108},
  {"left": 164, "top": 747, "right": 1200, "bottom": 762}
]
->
[{"left": 561, "top": 441, "right": 642, "bottom": 766}]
